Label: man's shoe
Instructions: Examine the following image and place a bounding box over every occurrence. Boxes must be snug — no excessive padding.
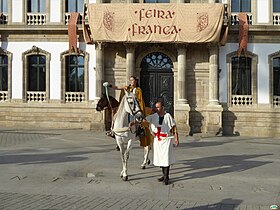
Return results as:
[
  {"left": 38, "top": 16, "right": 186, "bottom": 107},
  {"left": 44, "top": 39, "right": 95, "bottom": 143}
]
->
[
  {"left": 158, "top": 176, "right": 164, "bottom": 182},
  {"left": 163, "top": 179, "right": 169, "bottom": 185}
]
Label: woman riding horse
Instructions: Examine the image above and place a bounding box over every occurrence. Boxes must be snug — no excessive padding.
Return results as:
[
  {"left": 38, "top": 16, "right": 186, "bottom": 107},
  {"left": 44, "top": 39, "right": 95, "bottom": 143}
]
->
[{"left": 107, "top": 76, "right": 153, "bottom": 169}]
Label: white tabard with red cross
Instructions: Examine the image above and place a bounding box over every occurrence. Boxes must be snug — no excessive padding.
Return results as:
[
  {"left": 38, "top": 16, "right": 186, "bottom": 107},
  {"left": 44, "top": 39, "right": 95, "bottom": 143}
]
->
[{"left": 146, "top": 112, "right": 176, "bottom": 167}]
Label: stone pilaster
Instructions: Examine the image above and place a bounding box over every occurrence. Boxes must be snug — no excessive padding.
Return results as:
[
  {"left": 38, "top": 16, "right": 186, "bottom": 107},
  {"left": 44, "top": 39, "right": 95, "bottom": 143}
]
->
[
  {"left": 177, "top": 44, "right": 188, "bottom": 104},
  {"left": 208, "top": 43, "right": 219, "bottom": 106},
  {"left": 175, "top": 44, "right": 190, "bottom": 134},
  {"left": 205, "top": 43, "right": 223, "bottom": 135},
  {"left": 95, "top": 42, "right": 104, "bottom": 99},
  {"left": 125, "top": 44, "right": 136, "bottom": 82}
]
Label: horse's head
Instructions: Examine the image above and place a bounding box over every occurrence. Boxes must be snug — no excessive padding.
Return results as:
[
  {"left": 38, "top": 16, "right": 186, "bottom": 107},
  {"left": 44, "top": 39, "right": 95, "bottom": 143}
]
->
[
  {"left": 96, "top": 94, "right": 119, "bottom": 112},
  {"left": 96, "top": 94, "right": 109, "bottom": 111},
  {"left": 123, "top": 91, "right": 144, "bottom": 122}
]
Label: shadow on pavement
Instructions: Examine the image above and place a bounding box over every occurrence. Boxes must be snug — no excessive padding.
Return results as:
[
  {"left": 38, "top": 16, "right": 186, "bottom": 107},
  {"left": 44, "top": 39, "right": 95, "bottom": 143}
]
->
[
  {"left": 0, "top": 150, "right": 113, "bottom": 165},
  {"left": 185, "top": 198, "right": 243, "bottom": 210},
  {"left": 171, "top": 153, "right": 273, "bottom": 182}
]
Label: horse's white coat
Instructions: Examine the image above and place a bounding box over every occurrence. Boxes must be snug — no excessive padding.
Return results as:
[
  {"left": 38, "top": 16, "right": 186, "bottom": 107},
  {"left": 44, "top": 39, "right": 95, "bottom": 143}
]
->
[{"left": 113, "top": 91, "right": 143, "bottom": 181}]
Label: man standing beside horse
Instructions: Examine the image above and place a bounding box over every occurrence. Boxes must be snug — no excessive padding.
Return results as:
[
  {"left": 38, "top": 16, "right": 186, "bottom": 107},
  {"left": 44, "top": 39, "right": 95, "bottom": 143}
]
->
[{"left": 141, "top": 101, "right": 179, "bottom": 185}]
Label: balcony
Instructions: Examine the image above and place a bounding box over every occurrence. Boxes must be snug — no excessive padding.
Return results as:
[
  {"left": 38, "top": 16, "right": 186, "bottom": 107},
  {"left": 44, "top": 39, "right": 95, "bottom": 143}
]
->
[
  {"left": 232, "top": 95, "right": 253, "bottom": 106},
  {"left": 65, "top": 92, "right": 85, "bottom": 103},
  {"left": 65, "top": 13, "right": 83, "bottom": 25},
  {"left": 230, "top": 13, "right": 253, "bottom": 25},
  {"left": 0, "top": 13, "right": 8, "bottom": 24},
  {"left": 26, "top": 13, "right": 46, "bottom": 25},
  {"left": 27, "top": 91, "right": 46, "bottom": 102},
  {"left": 273, "top": 13, "right": 280, "bottom": 25}
]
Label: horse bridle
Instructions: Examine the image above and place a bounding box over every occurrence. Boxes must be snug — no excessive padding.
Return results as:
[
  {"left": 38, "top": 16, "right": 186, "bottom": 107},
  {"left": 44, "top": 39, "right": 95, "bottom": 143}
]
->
[{"left": 125, "top": 94, "right": 142, "bottom": 118}]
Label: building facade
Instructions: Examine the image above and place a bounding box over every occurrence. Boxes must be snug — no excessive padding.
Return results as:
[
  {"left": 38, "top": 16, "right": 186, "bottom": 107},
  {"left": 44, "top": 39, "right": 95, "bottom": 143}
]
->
[
  {"left": 0, "top": 0, "right": 280, "bottom": 137},
  {"left": 0, "top": 0, "right": 102, "bottom": 130}
]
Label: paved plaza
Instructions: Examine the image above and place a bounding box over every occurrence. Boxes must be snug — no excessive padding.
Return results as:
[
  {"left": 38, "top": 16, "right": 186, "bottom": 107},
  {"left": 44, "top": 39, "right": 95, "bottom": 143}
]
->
[{"left": 0, "top": 128, "right": 279, "bottom": 210}]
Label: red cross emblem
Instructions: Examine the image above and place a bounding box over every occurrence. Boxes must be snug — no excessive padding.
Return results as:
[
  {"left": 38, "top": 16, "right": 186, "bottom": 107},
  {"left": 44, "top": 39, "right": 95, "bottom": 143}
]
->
[{"left": 154, "top": 127, "right": 167, "bottom": 141}]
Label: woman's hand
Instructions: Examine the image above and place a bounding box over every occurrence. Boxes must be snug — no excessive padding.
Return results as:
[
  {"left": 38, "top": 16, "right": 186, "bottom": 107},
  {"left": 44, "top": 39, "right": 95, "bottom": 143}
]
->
[{"left": 174, "top": 136, "right": 179, "bottom": 147}]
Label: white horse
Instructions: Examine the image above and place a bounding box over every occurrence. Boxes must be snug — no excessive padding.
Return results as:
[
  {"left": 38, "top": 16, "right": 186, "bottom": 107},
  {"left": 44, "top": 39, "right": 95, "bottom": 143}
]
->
[{"left": 112, "top": 91, "right": 144, "bottom": 181}]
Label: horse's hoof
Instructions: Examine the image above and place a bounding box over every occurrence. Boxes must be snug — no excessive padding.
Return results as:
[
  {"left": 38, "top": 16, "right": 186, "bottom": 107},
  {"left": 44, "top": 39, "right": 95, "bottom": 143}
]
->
[
  {"left": 122, "top": 176, "right": 128, "bottom": 181},
  {"left": 147, "top": 159, "right": 151, "bottom": 165},
  {"left": 141, "top": 165, "right": 146, "bottom": 169}
]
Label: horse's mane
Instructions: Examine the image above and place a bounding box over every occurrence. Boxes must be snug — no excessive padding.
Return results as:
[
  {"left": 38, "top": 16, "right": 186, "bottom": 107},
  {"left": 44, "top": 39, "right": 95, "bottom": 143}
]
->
[
  {"left": 116, "top": 93, "right": 126, "bottom": 113},
  {"left": 109, "top": 95, "right": 119, "bottom": 107}
]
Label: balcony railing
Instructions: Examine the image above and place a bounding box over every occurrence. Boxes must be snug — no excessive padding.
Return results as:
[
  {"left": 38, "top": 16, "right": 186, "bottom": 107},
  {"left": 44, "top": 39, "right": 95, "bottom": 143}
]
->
[
  {"left": 0, "top": 14, "right": 8, "bottom": 24},
  {"left": 273, "top": 96, "right": 280, "bottom": 107},
  {"left": 65, "top": 13, "right": 83, "bottom": 25},
  {"left": 27, "top": 13, "right": 46, "bottom": 25},
  {"left": 65, "top": 92, "right": 85, "bottom": 103},
  {"left": 230, "top": 13, "right": 253, "bottom": 25},
  {"left": 273, "top": 13, "right": 280, "bottom": 25},
  {"left": 0, "top": 91, "right": 8, "bottom": 102},
  {"left": 27, "top": 91, "right": 46, "bottom": 102},
  {"left": 232, "top": 95, "right": 253, "bottom": 106}
]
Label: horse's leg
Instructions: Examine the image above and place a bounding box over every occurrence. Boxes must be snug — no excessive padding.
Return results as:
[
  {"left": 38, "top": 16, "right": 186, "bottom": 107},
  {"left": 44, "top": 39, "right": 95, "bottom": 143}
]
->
[
  {"left": 116, "top": 139, "right": 125, "bottom": 178},
  {"left": 141, "top": 145, "right": 151, "bottom": 169},
  {"left": 121, "top": 139, "right": 133, "bottom": 181}
]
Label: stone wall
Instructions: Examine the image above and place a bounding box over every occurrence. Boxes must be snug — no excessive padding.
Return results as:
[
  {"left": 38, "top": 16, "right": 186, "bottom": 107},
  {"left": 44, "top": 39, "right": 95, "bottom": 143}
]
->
[{"left": 0, "top": 103, "right": 104, "bottom": 131}]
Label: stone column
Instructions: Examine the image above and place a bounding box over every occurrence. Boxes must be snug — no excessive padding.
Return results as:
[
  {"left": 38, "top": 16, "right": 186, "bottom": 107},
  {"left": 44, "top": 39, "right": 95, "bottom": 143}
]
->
[
  {"left": 205, "top": 43, "right": 223, "bottom": 135},
  {"left": 175, "top": 44, "right": 190, "bottom": 134},
  {"left": 125, "top": 44, "right": 136, "bottom": 82},
  {"left": 177, "top": 44, "right": 188, "bottom": 104},
  {"left": 95, "top": 42, "right": 104, "bottom": 99},
  {"left": 208, "top": 43, "right": 219, "bottom": 105}
]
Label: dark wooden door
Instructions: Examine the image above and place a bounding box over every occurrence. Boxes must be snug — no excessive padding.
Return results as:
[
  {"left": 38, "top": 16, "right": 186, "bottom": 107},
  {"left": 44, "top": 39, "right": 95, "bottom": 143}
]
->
[{"left": 140, "top": 52, "right": 174, "bottom": 116}]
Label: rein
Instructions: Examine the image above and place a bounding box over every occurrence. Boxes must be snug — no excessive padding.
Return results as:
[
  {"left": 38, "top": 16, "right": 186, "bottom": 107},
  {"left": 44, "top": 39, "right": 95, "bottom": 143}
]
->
[{"left": 104, "top": 85, "right": 113, "bottom": 110}]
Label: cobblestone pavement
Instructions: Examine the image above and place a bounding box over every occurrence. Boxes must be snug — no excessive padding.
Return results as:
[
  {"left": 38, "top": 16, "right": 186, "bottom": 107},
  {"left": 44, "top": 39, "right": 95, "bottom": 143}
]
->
[
  {"left": 0, "top": 192, "right": 268, "bottom": 210},
  {"left": 0, "top": 128, "right": 279, "bottom": 210}
]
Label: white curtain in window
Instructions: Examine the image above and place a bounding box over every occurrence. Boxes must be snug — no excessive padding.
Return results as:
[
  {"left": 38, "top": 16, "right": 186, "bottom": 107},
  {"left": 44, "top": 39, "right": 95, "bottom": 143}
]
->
[
  {"left": 0, "top": 0, "right": 8, "bottom": 13},
  {"left": 30, "top": 0, "right": 46, "bottom": 13},
  {"left": 68, "top": 0, "right": 84, "bottom": 13}
]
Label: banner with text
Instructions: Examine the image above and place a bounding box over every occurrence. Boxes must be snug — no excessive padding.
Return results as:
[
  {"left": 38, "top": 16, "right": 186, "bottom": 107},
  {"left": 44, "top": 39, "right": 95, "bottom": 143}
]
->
[{"left": 86, "top": 3, "right": 225, "bottom": 43}]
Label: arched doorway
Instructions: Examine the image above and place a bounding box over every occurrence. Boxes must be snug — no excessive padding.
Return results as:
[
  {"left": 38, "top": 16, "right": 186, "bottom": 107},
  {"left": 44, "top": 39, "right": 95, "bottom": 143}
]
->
[{"left": 140, "top": 52, "right": 174, "bottom": 115}]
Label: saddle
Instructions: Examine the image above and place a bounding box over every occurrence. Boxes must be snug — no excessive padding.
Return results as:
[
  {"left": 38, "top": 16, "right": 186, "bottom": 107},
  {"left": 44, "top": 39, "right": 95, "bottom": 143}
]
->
[{"left": 136, "top": 126, "right": 146, "bottom": 138}]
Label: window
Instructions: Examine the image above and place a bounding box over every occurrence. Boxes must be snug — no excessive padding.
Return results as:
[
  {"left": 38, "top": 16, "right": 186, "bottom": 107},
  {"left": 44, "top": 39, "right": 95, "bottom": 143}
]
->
[
  {"left": 65, "top": 55, "right": 84, "bottom": 92},
  {"left": 0, "top": 0, "right": 8, "bottom": 14},
  {"left": 231, "top": 0, "right": 251, "bottom": 12},
  {"left": 0, "top": 49, "right": 11, "bottom": 102},
  {"left": 273, "top": 57, "right": 280, "bottom": 96},
  {"left": 273, "top": 0, "right": 280, "bottom": 12},
  {"left": 270, "top": 53, "right": 280, "bottom": 107},
  {"left": 0, "top": 55, "right": 8, "bottom": 91},
  {"left": 61, "top": 50, "right": 89, "bottom": 103},
  {"left": 232, "top": 56, "right": 252, "bottom": 95},
  {"left": 27, "top": 0, "right": 46, "bottom": 13},
  {"left": 66, "top": 0, "right": 84, "bottom": 13},
  {"left": 23, "top": 46, "right": 50, "bottom": 102},
  {"left": 227, "top": 51, "right": 257, "bottom": 107},
  {"left": 28, "top": 55, "right": 46, "bottom": 91}
]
